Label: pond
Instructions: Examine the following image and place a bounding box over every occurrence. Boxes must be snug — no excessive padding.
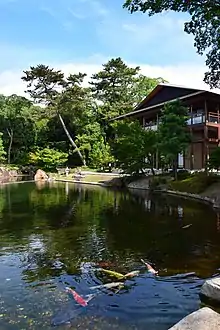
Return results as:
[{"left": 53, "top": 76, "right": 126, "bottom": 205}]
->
[{"left": 0, "top": 181, "right": 220, "bottom": 329}]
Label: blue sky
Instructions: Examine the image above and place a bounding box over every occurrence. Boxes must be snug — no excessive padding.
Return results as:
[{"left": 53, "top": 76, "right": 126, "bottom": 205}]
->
[{"left": 0, "top": 0, "right": 217, "bottom": 95}]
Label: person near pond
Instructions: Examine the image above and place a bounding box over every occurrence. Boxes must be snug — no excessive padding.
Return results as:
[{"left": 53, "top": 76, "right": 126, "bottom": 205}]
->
[{"left": 65, "top": 167, "right": 70, "bottom": 177}]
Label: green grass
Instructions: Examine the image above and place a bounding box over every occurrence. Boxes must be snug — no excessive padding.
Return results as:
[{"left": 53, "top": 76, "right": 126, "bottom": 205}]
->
[
  {"left": 53, "top": 173, "right": 118, "bottom": 183},
  {"left": 170, "top": 172, "right": 218, "bottom": 194}
]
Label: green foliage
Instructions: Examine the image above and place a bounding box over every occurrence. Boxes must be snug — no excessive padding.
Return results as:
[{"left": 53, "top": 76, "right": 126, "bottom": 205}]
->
[
  {"left": 158, "top": 100, "right": 190, "bottom": 178},
  {"left": 112, "top": 120, "right": 157, "bottom": 175},
  {"left": 170, "top": 172, "right": 218, "bottom": 194},
  {"left": 28, "top": 148, "right": 68, "bottom": 171},
  {"left": 123, "top": 0, "right": 220, "bottom": 89},
  {"left": 0, "top": 94, "right": 37, "bottom": 164},
  {"left": 0, "top": 58, "right": 167, "bottom": 171},
  {"left": 0, "top": 132, "right": 6, "bottom": 163},
  {"left": 149, "top": 176, "right": 169, "bottom": 191},
  {"left": 90, "top": 58, "right": 162, "bottom": 121},
  {"left": 208, "top": 147, "right": 220, "bottom": 171}
]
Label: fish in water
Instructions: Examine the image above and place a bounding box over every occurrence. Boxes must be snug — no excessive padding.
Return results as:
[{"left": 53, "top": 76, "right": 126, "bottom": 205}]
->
[
  {"left": 98, "top": 268, "right": 125, "bottom": 280},
  {"left": 90, "top": 282, "right": 124, "bottom": 290},
  {"left": 140, "top": 259, "right": 158, "bottom": 275},
  {"left": 51, "top": 305, "right": 83, "bottom": 327},
  {"left": 182, "top": 224, "right": 192, "bottom": 229},
  {"left": 65, "top": 287, "right": 95, "bottom": 307},
  {"left": 124, "top": 270, "right": 140, "bottom": 278}
]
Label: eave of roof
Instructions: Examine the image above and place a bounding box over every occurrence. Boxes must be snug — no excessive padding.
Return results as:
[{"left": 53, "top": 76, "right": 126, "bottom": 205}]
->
[
  {"left": 133, "top": 83, "right": 203, "bottom": 112},
  {"left": 111, "top": 90, "right": 205, "bottom": 121}
]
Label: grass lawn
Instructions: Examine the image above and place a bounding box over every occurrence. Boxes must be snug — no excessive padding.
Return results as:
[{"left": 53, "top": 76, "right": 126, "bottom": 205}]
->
[{"left": 53, "top": 173, "right": 118, "bottom": 183}]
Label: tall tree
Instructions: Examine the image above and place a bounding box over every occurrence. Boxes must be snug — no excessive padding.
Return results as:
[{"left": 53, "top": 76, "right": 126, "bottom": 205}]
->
[
  {"left": 123, "top": 0, "right": 220, "bottom": 89},
  {"left": 158, "top": 100, "right": 190, "bottom": 179},
  {"left": 112, "top": 120, "right": 157, "bottom": 175},
  {"left": 90, "top": 57, "right": 140, "bottom": 106},
  {"left": 0, "top": 95, "right": 36, "bottom": 164},
  {"left": 21, "top": 65, "right": 86, "bottom": 166}
]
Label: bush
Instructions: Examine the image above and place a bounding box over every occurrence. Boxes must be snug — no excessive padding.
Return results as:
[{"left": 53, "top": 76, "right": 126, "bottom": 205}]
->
[
  {"left": 177, "top": 169, "right": 191, "bottom": 180},
  {"left": 28, "top": 148, "right": 68, "bottom": 171},
  {"left": 170, "top": 172, "right": 218, "bottom": 194},
  {"left": 149, "top": 176, "right": 169, "bottom": 190}
]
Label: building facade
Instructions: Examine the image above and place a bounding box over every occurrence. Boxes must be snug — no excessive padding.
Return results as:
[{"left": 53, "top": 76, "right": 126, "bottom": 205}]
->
[{"left": 113, "top": 83, "right": 220, "bottom": 170}]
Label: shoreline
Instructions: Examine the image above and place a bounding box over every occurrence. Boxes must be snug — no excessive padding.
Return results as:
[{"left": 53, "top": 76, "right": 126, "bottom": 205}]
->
[
  {"left": 54, "top": 178, "right": 220, "bottom": 210},
  {"left": 1, "top": 177, "right": 219, "bottom": 210}
]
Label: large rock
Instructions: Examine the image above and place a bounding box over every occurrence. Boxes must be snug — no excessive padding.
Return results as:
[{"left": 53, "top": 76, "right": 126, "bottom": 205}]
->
[
  {"left": 169, "top": 307, "right": 220, "bottom": 330},
  {"left": 34, "top": 169, "right": 49, "bottom": 181},
  {"left": 200, "top": 277, "right": 220, "bottom": 302}
]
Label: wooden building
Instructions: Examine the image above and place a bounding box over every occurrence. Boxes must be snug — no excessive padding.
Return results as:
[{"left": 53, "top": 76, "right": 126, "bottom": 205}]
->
[{"left": 113, "top": 83, "right": 220, "bottom": 170}]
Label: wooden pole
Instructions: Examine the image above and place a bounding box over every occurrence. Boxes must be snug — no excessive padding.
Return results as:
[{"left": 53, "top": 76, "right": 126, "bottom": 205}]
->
[
  {"left": 190, "top": 105, "right": 193, "bottom": 170},
  {"left": 204, "top": 99, "right": 208, "bottom": 170},
  {"left": 156, "top": 113, "right": 159, "bottom": 169}
]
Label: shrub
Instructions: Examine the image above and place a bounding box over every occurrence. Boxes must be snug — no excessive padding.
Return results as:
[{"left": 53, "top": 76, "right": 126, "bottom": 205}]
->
[{"left": 170, "top": 172, "right": 218, "bottom": 194}]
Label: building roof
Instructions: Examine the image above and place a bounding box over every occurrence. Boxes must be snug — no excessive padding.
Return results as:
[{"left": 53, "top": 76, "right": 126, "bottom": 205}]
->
[{"left": 111, "top": 83, "right": 220, "bottom": 121}]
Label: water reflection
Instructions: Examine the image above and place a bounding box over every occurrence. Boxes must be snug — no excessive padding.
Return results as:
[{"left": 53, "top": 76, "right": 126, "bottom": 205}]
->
[{"left": 0, "top": 182, "right": 219, "bottom": 329}]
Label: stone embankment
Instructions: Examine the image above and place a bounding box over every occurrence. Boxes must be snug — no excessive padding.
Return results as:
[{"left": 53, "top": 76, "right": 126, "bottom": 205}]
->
[
  {"left": 169, "top": 307, "right": 220, "bottom": 330},
  {"left": 170, "top": 277, "right": 220, "bottom": 329}
]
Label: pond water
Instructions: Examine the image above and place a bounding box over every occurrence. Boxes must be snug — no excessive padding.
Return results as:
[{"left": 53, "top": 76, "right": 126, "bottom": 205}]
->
[{"left": 0, "top": 181, "right": 220, "bottom": 329}]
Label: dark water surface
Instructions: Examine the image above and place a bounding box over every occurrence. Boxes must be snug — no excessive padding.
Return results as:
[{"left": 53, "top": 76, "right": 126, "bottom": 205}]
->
[{"left": 0, "top": 181, "right": 220, "bottom": 329}]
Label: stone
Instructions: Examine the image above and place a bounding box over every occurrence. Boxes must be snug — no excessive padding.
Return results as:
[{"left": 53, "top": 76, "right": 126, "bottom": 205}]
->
[
  {"left": 200, "top": 277, "right": 220, "bottom": 302},
  {"left": 34, "top": 169, "right": 49, "bottom": 181},
  {"left": 169, "top": 307, "right": 220, "bottom": 330}
]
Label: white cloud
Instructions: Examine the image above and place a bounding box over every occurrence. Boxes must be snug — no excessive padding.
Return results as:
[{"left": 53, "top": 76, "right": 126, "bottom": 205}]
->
[{"left": 0, "top": 60, "right": 219, "bottom": 97}]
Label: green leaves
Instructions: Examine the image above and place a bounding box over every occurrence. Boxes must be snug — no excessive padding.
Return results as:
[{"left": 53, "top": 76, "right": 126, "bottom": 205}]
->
[
  {"left": 112, "top": 120, "right": 157, "bottom": 174},
  {"left": 123, "top": 0, "right": 220, "bottom": 89},
  {"left": 28, "top": 148, "right": 68, "bottom": 171},
  {"left": 0, "top": 132, "right": 6, "bottom": 163},
  {"left": 158, "top": 100, "right": 190, "bottom": 177},
  {"left": 208, "top": 147, "right": 220, "bottom": 171}
]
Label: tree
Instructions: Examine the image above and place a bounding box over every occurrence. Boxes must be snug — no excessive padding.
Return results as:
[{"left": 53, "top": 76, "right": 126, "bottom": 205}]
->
[
  {"left": 76, "top": 121, "right": 114, "bottom": 169},
  {"left": 90, "top": 57, "right": 140, "bottom": 109},
  {"left": 158, "top": 100, "right": 190, "bottom": 179},
  {"left": 123, "top": 0, "right": 220, "bottom": 89},
  {"left": 112, "top": 120, "right": 157, "bottom": 175},
  {"left": 0, "top": 95, "right": 36, "bottom": 164},
  {"left": 28, "top": 148, "right": 68, "bottom": 171},
  {"left": 21, "top": 65, "right": 86, "bottom": 166},
  {"left": 0, "top": 132, "right": 6, "bottom": 163},
  {"left": 208, "top": 147, "right": 220, "bottom": 171}
]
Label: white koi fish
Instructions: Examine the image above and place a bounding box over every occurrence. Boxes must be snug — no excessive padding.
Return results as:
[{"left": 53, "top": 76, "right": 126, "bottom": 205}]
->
[
  {"left": 124, "top": 270, "right": 140, "bottom": 278},
  {"left": 90, "top": 282, "right": 124, "bottom": 290}
]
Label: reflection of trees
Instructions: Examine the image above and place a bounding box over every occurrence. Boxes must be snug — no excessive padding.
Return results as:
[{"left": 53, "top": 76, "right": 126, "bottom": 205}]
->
[{"left": 0, "top": 182, "right": 220, "bottom": 284}]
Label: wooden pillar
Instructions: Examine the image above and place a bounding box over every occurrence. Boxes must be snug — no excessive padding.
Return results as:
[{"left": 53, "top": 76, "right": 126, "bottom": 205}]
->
[
  {"left": 156, "top": 113, "right": 159, "bottom": 169},
  {"left": 190, "top": 105, "right": 194, "bottom": 170},
  {"left": 218, "top": 104, "right": 220, "bottom": 146},
  {"left": 204, "top": 99, "right": 208, "bottom": 169}
]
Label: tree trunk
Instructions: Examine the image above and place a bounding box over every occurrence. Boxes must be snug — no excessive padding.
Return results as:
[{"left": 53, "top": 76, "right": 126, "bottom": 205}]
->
[
  {"left": 57, "top": 112, "right": 86, "bottom": 166},
  {"left": 7, "top": 128, "right": 13, "bottom": 165},
  {"left": 173, "top": 156, "right": 178, "bottom": 181}
]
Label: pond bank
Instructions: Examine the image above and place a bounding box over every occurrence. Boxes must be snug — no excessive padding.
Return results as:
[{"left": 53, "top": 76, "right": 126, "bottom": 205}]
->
[{"left": 54, "top": 175, "right": 220, "bottom": 210}]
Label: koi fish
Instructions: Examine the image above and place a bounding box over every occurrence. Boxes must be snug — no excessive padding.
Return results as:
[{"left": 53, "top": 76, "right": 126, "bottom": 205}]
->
[
  {"left": 140, "top": 259, "right": 158, "bottom": 275},
  {"left": 98, "top": 268, "right": 125, "bottom": 280},
  {"left": 65, "top": 287, "right": 95, "bottom": 307},
  {"left": 90, "top": 282, "right": 124, "bottom": 290},
  {"left": 51, "top": 305, "right": 83, "bottom": 326},
  {"left": 124, "top": 270, "right": 140, "bottom": 278},
  {"left": 182, "top": 224, "right": 192, "bottom": 229}
]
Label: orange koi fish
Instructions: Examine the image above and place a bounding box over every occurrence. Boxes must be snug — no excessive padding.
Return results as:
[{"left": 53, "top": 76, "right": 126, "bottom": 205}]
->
[
  {"left": 141, "top": 259, "right": 158, "bottom": 275},
  {"left": 65, "top": 287, "right": 94, "bottom": 307}
]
